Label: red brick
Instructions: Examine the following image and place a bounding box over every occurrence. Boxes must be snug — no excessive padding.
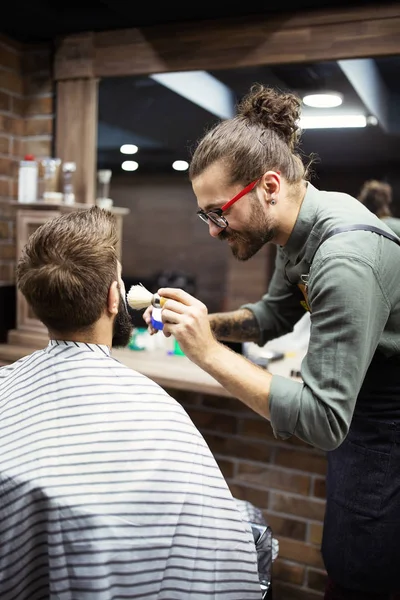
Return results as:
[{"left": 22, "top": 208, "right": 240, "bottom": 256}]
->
[
  {"left": 11, "top": 137, "right": 23, "bottom": 157},
  {"left": 22, "top": 49, "right": 51, "bottom": 73},
  {"left": 307, "top": 568, "right": 328, "bottom": 592},
  {"left": 24, "top": 73, "right": 52, "bottom": 96},
  {"left": 273, "top": 581, "right": 323, "bottom": 600},
  {"left": 241, "top": 417, "right": 313, "bottom": 448},
  {"left": 10, "top": 95, "right": 24, "bottom": 116},
  {"left": 228, "top": 483, "right": 269, "bottom": 508},
  {"left": 278, "top": 537, "right": 325, "bottom": 569},
  {"left": 25, "top": 117, "right": 53, "bottom": 136},
  {"left": 0, "top": 179, "right": 10, "bottom": 197},
  {"left": 10, "top": 179, "right": 18, "bottom": 199},
  {"left": 273, "top": 559, "right": 305, "bottom": 585},
  {"left": 270, "top": 491, "right": 326, "bottom": 521},
  {"left": 0, "top": 115, "right": 23, "bottom": 135},
  {"left": 25, "top": 95, "right": 53, "bottom": 116},
  {"left": 0, "top": 90, "right": 11, "bottom": 111},
  {"left": 313, "top": 477, "right": 326, "bottom": 499},
  {"left": 23, "top": 138, "right": 52, "bottom": 159},
  {"left": 274, "top": 447, "right": 327, "bottom": 476},
  {"left": 188, "top": 408, "right": 238, "bottom": 434},
  {"left": 237, "top": 462, "right": 311, "bottom": 495},
  {"left": 0, "top": 135, "right": 10, "bottom": 154},
  {"left": 0, "top": 220, "right": 13, "bottom": 239},
  {"left": 241, "top": 417, "right": 284, "bottom": 441},
  {"left": 204, "top": 432, "right": 272, "bottom": 462},
  {"left": 264, "top": 512, "right": 307, "bottom": 541},
  {"left": 0, "top": 261, "right": 15, "bottom": 283},
  {"left": 216, "top": 458, "right": 235, "bottom": 479},
  {"left": 0, "top": 243, "right": 15, "bottom": 259},
  {"left": 0, "top": 157, "right": 14, "bottom": 177},
  {"left": 202, "top": 394, "right": 255, "bottom": 414},
  {"left": 309, "top": 522, "right": 324, "bottom": 546},
  {"left": 0, "top": 68, "right": 23, "bottom": 94},
  {"left": 0, "top": 44, "right": 21, "bottom": 71},
  {"left": 173, "top": 389, "right": 204, "bottom": 406}
]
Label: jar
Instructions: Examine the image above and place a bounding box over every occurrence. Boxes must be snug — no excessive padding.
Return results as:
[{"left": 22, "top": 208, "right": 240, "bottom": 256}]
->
[{"left": 40, "top": 158, "right": 62, "bottom": 196}]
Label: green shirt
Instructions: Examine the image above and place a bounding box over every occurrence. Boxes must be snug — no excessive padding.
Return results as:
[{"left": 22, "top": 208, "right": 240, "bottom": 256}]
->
[
  {"left": 381, "top": 216, "right": 400, "bottom": 238},
  {"left": 243, "top": 183, "right": 400, "bottom": 450}
]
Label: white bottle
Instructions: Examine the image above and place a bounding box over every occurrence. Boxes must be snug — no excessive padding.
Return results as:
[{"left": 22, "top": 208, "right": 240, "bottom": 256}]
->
[{"left": 18, "top": 154, "right": 38, "bottom": 203}]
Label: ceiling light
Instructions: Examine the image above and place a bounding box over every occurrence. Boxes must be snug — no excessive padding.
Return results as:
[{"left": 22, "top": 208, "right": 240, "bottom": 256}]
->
[
  {"left": 172, "top": 160, "right": 189, "bottom": 171},
  {"left": 121, "top": 160, "right": 139, "bottom": 171},
  {"left": 303, "top": 93, "right": 343, "bottom": 108},
  {"left": 300, "top": 115, "right": 367, "bottom": 129},
  {"left": 120, "top": 144, "right": 138, "bottom": 154}
]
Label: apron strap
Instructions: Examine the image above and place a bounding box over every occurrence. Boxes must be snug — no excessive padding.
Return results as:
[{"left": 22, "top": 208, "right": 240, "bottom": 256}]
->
[{"left": 310, "top": 224, "right": 400, "bottom": 264}]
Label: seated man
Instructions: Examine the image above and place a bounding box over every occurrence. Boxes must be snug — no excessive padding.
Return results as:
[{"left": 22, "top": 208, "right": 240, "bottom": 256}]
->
[{"left": 0, "top": 207, "right": 261, "bottom": 600}]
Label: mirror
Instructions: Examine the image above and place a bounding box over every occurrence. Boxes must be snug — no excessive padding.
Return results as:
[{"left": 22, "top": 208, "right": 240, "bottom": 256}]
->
[{"left": 96, "top": 55, "right": 400, "bottom": 312}]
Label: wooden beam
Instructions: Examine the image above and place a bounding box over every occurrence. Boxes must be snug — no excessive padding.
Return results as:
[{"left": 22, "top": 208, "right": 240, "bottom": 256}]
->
[
  {"left": 55, "top": 78, "right": 98, "bottom": 204},
  {"left": 54, "top": 4, "right": 400, "bottom": 81}
]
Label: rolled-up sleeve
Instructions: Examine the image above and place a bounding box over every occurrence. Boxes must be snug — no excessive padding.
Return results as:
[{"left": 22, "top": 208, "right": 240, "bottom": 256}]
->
[{"left": 268, "top": 251, "right": 390, "bottom": 451}]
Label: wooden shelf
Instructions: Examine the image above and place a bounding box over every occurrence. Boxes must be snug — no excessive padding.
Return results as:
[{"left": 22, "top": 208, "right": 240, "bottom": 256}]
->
[{"left": 0, "top": 343, "right": 304, "bottom": 396}]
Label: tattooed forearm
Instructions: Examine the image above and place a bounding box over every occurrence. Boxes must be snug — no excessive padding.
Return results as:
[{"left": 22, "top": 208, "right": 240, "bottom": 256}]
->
[{"left": 208, "top": 308, "right": 260, "bottom": 343}]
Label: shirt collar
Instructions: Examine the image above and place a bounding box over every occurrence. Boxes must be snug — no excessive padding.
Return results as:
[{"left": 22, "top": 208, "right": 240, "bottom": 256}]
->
[
  {"left": 47, "top": 339, "right": 111, "bottom": 357},
  {"left": 281, "top": 182, "right": 320, "bottom": 264}
]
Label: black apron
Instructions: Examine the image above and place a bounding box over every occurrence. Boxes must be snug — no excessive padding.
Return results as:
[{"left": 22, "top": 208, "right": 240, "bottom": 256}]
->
[{"left": 302, "top": 225, "right": 400, "bottom": 593}]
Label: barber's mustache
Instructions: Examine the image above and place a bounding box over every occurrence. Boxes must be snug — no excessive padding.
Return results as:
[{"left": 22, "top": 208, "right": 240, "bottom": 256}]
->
[{"left": 218, "top": 229, "right": 246, "bottom": 243}]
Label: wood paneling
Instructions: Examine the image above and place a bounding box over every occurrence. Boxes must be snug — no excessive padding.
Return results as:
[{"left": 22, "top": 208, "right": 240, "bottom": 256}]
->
[
  {"left": 55, "top": 77, "right": 98, "bottom": 204},
  {"left": 54, "top": 4, "right": 400, "bottom": 81}
]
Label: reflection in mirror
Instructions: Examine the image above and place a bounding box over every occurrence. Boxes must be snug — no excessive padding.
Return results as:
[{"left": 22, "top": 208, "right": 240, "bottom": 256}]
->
[{"left": 97, "top": 55, "right": 400, "bottom": 313}]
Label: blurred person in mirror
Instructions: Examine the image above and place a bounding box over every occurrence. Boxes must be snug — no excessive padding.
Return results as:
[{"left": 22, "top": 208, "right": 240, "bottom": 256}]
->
[
  {"left": 143, "top": 84, "right": 400, "bottom": 600},
  {"left": 358, "top": 178, "right": 400, "bottom": 238},
  {"left": 0, "top": 207, "right": 262, "bottom": 600}
]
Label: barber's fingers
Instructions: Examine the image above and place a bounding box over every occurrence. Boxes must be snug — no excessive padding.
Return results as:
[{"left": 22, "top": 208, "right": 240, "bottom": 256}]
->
[
  {"left": 161, "top": 299, "right": 190, "bottom": 316},
  {"left": 162, "top": 307, "right": 183, "bottom": 325},
  {"left": 142, "top": 305, "right": 153, "bottom": 324},
  {"left": 158, "top": 287, "right": 204, "bottom": 308}
]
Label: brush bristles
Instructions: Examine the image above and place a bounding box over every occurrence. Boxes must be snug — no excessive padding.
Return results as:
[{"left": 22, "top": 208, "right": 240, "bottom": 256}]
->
[{"left": 127, "top": 284, "right": 154, "bottom": 310}]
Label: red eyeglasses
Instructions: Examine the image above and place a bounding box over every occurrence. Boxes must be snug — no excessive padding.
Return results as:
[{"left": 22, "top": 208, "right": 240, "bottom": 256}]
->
[{"left": 197, "top": 177, "right": 262, "bottom": 229}]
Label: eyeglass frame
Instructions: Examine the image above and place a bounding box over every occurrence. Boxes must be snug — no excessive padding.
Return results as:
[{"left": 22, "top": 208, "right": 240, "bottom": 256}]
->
[{"left": 196, "top": 176, "right": 262, "bottom": 229}]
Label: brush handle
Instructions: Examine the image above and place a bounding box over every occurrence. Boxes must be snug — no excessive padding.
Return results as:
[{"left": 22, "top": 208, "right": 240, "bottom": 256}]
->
[{"left": 152, "top": 294, "right": 166, "bottom": 309}]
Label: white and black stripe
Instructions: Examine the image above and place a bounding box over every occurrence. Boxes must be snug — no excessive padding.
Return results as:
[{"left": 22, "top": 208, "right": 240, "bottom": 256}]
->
[{"left": 0, "top": 341, "right": 261, "bottom": 599}]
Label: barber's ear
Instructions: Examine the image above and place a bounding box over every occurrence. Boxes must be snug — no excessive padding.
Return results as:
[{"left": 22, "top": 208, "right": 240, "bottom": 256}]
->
[
  {"left": 262, "top": 171, "right": 281, "bottom": 197},
  {"left": 108, "top": 280, "right": 119, "bottom": 315}
]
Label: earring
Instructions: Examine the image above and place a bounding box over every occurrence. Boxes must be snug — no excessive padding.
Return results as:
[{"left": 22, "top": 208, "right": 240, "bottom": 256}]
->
[{"left": 271, "top": 199, "right": 276, "bottom": 205}]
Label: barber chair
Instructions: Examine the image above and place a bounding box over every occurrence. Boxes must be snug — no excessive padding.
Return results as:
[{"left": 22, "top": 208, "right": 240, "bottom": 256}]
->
[{"left": 235, "top": 498, "right": 278, "bottom": 599}]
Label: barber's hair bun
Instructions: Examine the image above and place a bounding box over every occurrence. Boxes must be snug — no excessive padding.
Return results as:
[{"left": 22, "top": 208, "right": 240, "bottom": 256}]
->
[{"left": 237, "top": 83, "right": 302, "bottom": 151}]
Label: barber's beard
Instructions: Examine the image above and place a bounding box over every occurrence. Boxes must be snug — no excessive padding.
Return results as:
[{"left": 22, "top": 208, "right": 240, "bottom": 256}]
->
[
  {"left": 219, "top": 202, "right": 275, "bottom": 261},
  {"left": 112, "top": 295, "right": 134, "bottom": 348}
]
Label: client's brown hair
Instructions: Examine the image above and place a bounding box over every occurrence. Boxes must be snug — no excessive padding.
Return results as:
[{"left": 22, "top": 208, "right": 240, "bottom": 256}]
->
[{"left": 17, "top": 206, "right": 118, "bottom": 333}]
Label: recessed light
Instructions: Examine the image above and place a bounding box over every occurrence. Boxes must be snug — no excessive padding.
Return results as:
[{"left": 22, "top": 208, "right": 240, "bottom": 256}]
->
[
  {"left": 300, "top": 114, "right": 367, "bottom": 129},
  {"left": 120, "top": 144, "right": 138, "bottom": 154},
  {"left": 121, "top": 160, "right": 139, "bottom": 171},
  {"left": 302, "top": 93, "right": 343, "bottom": 108},
  {"left": 172, "top": 160, "right": 189, "bottom": 171}
]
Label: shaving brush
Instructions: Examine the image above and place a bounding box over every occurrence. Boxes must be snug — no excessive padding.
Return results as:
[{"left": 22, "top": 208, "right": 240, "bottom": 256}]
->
[{"left": 127, "top": 283, "right": 166, "bottom": 310}]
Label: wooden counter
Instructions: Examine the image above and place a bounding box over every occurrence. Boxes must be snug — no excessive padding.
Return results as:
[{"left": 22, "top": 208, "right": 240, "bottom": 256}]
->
[{"left": 0, "top": 343, "right": 304, "bottom": 395}]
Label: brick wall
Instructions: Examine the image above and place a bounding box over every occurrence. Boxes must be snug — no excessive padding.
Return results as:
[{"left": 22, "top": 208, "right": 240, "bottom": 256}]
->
[
  {"left": 169, "top": 388, "right": 328, "bottom": 600},
  {"left": 0, "top": 34, "right": 54, "bottom": 285}
]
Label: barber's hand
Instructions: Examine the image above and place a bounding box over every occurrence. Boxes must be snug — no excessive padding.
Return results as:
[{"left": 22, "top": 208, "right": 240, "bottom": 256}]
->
[
  {"left": 158, "top": 287, "right": 218, "bottom": 365},
  {"left": 142, "top": 305, "right": 157, "bottom": 335}
]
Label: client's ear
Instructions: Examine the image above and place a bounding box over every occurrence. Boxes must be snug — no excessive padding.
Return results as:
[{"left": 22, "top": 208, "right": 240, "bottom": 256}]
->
[{"left": 107, "top": 280, "right": 119, "bottom": 315}]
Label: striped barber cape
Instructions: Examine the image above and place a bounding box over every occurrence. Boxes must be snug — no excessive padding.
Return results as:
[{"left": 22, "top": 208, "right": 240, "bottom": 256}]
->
[{"left": 0, "top": 340, "right": 261, "bottom": 600}]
